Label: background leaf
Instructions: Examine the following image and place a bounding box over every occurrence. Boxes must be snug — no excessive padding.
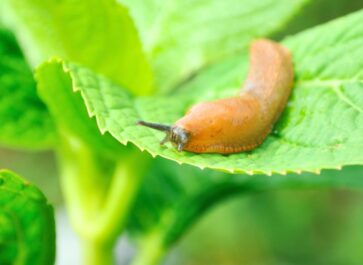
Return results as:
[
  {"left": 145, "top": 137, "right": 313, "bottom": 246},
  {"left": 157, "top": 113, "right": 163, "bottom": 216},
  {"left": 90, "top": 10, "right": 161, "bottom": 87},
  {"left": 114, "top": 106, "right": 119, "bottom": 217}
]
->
[
  {"left": 273, "top": 0, "right": 363, "bottom": 39},
  {"left": 0, "top": 169, "right": 55, "bottom": 265},
  {"left": 3, "top": 0, "right": 153, "bottom": 95},
  {"left": 120, "top": 0, "right": 310, "bottom": 92},
  {"left": 127, "top": 160, "right": 363, "bottom": 249},
  {"left": 0, "top": 28, "right": 55, "bottom": 149},
  {"left": 171, "top": 174, "right": 363, "bottom": 265}
]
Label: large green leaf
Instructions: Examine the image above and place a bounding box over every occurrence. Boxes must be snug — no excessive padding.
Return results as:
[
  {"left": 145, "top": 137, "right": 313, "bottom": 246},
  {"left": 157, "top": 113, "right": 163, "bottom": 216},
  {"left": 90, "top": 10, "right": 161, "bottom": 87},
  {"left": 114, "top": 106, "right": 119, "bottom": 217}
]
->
[
  {"left": 120, "top": 0, "right": 310, "bottom": 92},
  {"left": 35, "top": 9, "right": 363, "bottom": 175},
  {"left": 0, "top": 169, "right": 55, "bottom": 265},
  {"left": 0, "top": 28, "right": 55, "bottom": 149},
  {"left": 3, "top": 0, "right": 153, "bottom": 96}
]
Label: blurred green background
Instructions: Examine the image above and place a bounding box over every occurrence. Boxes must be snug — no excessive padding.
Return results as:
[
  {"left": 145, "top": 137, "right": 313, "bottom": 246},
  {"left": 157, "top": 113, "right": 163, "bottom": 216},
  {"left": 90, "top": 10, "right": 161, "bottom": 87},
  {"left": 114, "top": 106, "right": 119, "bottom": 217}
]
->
[
  {"left": 1, "top": 0, "right": 363, "bottom": 264},
  {"left": 2, "top": 151, "right": 363, "bottom": 265}
]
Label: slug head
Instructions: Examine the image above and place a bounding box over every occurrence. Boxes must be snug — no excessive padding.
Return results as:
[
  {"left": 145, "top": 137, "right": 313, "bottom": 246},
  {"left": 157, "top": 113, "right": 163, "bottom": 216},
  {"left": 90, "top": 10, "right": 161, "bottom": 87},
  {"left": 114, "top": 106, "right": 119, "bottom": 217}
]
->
[{"left": 137, "top": 121, "right": 190, "bottom": 152}]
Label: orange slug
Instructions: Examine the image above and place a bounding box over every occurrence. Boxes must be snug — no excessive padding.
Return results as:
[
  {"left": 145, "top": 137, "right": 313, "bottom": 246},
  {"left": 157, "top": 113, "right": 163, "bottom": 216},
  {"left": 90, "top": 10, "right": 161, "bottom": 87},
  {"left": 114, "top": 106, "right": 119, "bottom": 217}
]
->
[{"left": 138, "top": 39, "right": 294, "bottom": 154}]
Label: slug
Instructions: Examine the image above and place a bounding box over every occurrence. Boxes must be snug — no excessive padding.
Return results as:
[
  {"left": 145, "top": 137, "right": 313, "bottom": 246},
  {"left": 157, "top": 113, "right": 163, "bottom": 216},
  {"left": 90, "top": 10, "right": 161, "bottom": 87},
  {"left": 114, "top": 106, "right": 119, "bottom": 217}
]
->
[{"left": 138, "top": 39, "right": 294, "bottom": 154}]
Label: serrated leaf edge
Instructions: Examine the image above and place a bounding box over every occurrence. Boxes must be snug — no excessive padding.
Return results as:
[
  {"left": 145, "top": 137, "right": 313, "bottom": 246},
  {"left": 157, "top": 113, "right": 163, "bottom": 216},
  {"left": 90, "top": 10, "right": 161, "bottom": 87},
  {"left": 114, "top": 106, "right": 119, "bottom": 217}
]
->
[{"left": 35, "top": 58, "right": 354, "bottom": 176}]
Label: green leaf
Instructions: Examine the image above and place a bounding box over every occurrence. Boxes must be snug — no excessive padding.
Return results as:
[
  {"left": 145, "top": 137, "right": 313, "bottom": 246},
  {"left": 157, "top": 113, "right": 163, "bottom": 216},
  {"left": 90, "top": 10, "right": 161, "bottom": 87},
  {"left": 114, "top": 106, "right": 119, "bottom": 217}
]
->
[
  {"left": 0, "top": 169, "right": 55, "bottom": 265},
  {"left": 272, "top": 0, "right": 363, "bottom": 39},
  {"left": 0, "top": 28, "right": 55, "bottom": 149},
  {"left": 34, "top": 9, "right": 363, "bottom": 175},
  {"left": 120, "top": 0, "right": 310, "bottom": 92},
  {"left": 35, "top": 60, "right": 125, "bottom": 158},
  {"left": 3, "top": 0, "right": 153, "bottom": 96},
  {"left": 128, "top": 161, "right": 363, "bottom": 250}
]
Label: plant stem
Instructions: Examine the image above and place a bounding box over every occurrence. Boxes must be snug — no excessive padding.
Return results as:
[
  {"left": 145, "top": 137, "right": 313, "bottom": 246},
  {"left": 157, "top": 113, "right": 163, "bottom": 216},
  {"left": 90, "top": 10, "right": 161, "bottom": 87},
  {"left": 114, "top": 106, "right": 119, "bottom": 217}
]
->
[
  {"left": 58, "top": 133, "right": 150, "bottom": 265},
  {"left": 131, "top": 231, "right": 166, "bottom": 265},
  {"left": 82, "top": 240, "right": 113, "bottom": 265},
  {"left": 94, "top": 154, "right": 147, "bottom": 243}
]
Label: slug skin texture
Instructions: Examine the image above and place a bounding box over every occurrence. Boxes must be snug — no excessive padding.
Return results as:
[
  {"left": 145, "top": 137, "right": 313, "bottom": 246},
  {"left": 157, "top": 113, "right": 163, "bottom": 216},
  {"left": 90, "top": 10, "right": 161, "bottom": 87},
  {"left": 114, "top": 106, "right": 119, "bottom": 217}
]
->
[{"left": 139, "top": 39, "right": 294, "bottom": 154}]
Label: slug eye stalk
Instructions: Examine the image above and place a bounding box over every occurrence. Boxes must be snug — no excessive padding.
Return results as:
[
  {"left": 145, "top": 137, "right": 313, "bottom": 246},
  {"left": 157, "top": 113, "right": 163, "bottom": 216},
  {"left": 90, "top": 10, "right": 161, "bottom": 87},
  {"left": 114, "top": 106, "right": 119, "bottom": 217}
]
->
[{"left": 137, "top": 120, "right": 190, "bottom": 152}]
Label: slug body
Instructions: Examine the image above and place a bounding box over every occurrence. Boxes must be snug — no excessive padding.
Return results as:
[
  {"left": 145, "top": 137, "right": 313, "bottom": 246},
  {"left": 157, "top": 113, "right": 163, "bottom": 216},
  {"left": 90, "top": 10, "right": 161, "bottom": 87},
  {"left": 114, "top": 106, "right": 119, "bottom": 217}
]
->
[{"left": 139, "top": 39, "right": 294, "bottom": 154}]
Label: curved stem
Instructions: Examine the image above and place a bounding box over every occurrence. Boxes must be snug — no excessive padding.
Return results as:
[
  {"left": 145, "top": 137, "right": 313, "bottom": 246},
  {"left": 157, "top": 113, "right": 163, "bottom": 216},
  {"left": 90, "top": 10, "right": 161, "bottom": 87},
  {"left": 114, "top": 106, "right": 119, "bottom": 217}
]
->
[
  {"left": 93, "top": 155, "right": 147, "bottom": 243},
  {"left": 58, "top": 134, "right": 113, "bottom": 238},
  {"left": 82, "top": 240, "right": 113, "bottom": 265},
  {"left": 57, "top": 133, "right": 149, "bottom": 265}
]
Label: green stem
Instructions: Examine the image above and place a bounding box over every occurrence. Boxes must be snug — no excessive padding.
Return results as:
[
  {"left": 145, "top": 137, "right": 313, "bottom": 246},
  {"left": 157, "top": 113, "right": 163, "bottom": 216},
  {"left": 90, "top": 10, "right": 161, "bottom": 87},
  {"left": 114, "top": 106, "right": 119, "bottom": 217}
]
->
[
  {"left": 132, "top": 231, "right": 166, "bottom": 265},
  {"left": 82, "top": 240, "right": 113, "bottom": 265},
  {"left": 58, "top": 133, "right": 149, "bottom": 265},
  {"left": 94, "top": 155, "right": 147, "bottom": 243},
  {"left": 58, "top": 135, "right": 111, "bottom": 239}
]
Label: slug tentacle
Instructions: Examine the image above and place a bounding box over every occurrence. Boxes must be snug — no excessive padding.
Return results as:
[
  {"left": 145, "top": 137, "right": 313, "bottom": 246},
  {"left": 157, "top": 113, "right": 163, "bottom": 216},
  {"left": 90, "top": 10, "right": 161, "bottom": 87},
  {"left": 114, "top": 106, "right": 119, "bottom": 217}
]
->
[
  {"left": 136, "top": 121, "right": 171, "bottom": 132},
  {"left": 138, "top": 38, "right": 294, "bottom": 154}
]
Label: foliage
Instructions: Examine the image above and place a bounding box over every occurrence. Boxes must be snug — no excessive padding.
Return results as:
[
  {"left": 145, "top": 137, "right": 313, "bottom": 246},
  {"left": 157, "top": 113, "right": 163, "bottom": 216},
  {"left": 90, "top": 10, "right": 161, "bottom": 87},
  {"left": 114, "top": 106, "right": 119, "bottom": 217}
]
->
[
  {"left": 120, "top": 0, "right": 309, "bottom": 92},
  {"left": 0, "top": 0, "right": 363, "bottom": 264},
  {"left": 0, "top": 28, "right": 55, "bottom": 149},
  {"left": 0, "top": 169, "right": 55, "bottom": 265},
  {"left": 35, "top": 9, "right": 363, "bottom": 175}
]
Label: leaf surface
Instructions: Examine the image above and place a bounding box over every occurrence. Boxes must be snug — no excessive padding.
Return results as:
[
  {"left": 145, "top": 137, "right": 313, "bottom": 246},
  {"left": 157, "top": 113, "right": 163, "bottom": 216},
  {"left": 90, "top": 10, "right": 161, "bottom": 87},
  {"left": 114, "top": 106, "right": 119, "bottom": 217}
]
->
[
  {"left": 0, "top": 28, "right": 55, "bottom": 149},
  {"left": 120, "top": 0, "right": 309, "bottom": 92},
  {"left": 0, "top": 169, "right": 55, "bottom": 265},
  {"left": 3, "top": 0, "right": 153, "bottom": 95},
  {"left": 35, "top": 10, "right": 363, "bottom": 174}
]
